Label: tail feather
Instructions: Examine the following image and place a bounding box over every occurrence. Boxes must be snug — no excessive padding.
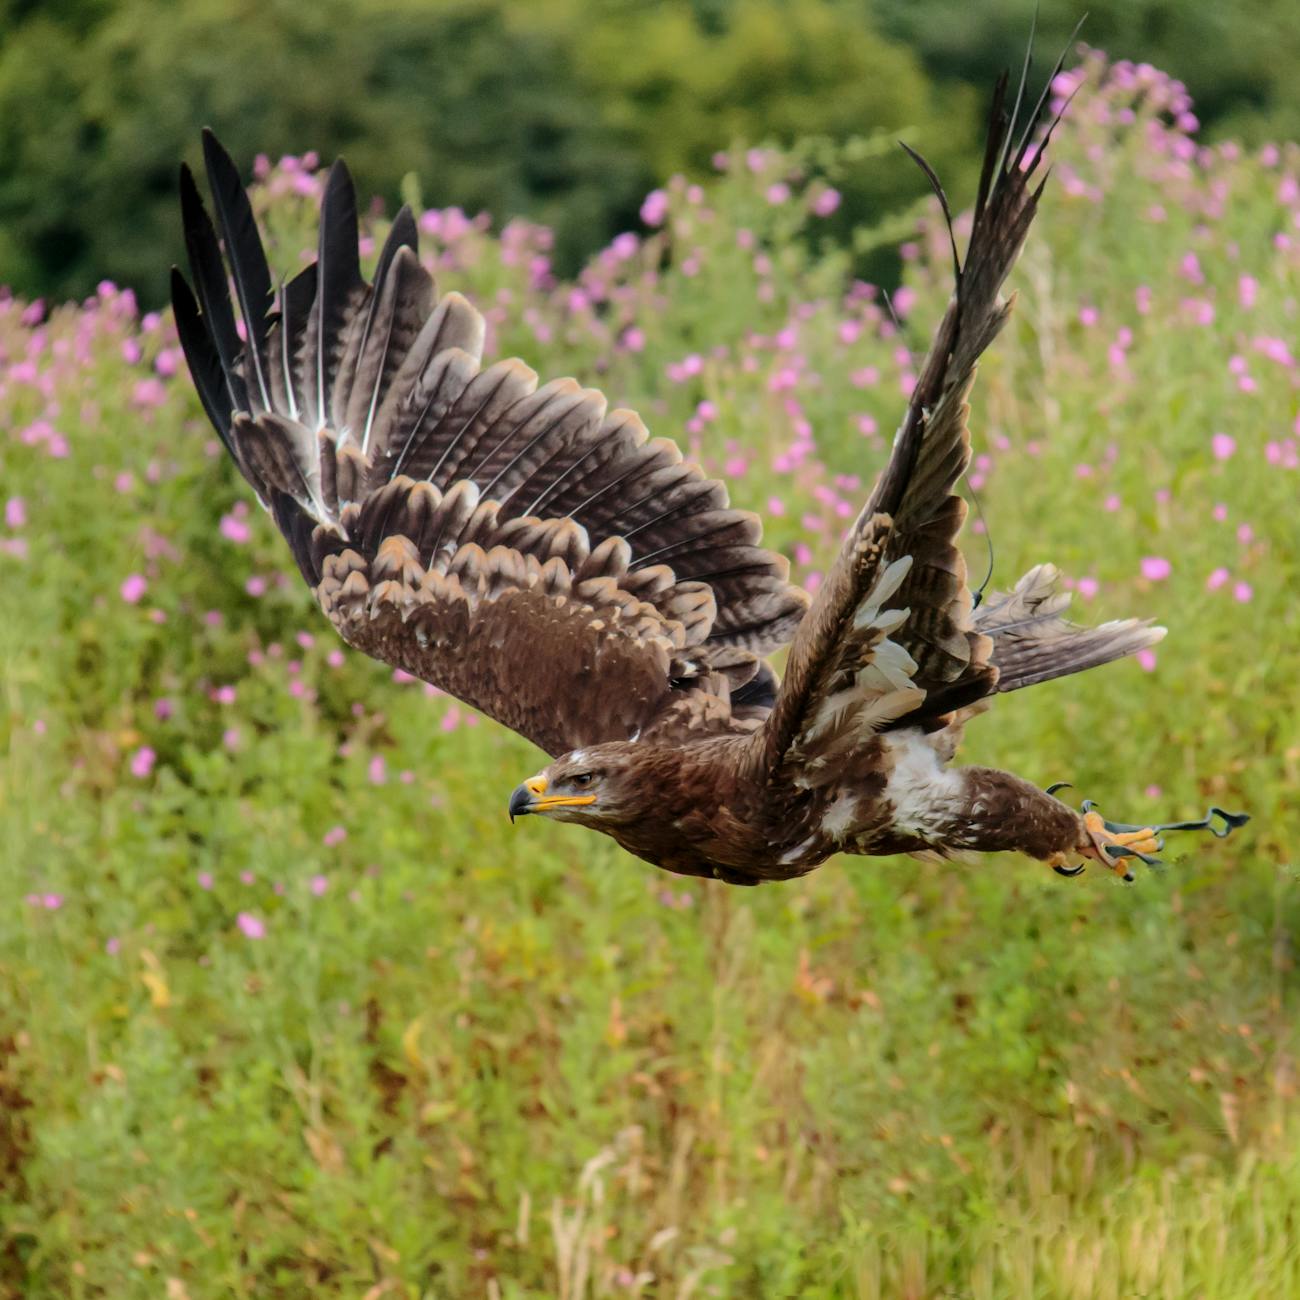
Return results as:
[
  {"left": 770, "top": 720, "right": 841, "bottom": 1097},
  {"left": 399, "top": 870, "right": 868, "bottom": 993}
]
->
[{"left": 976, "top": 564, "right": 1167, "bottom": 692}]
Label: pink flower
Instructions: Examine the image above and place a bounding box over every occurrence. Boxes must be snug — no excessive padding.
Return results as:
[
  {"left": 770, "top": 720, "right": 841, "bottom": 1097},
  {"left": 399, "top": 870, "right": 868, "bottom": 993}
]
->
[
  {"left": 213, "top": 684, "right": 236, "bottom": 705},
  {"left": 310, "top": 875, "right": 329, "bottom": 895},
  {"left": 132, "top": 377, "right": 167, "bottom": 408},
  {"left": 765, "top": 182, "right": 791, "bottom": 205},
  {"left": 327, "top": 649, "right": 345, "bottom": 669},
  {"left": 1233, "top": 582, "right": 1253, "bottom": 603},
  {"left": 640, "top": 189, "right": 668, "bottom": 226},
  {"left": 1140, "top": 556, "right": 1172, "bottom": 581},
  {"left": 4, "top": 498, "right": 25, "bottom": 529},
  {"left": 130, "top": 746, "right": 156, "bottom": 778},
  {"left": 323, "top": 825, "right": 346, "bottom": 847},
  {"left": 368, "top": 755, "right": 387, "bottom": 785},
  {"left": 1206, "top": 567, "right": 1230, "bottom": 591},
  {"left": 1076, "top": 576, "right": 1099, "bottom": 600},
  {"left": 1136, "top": 648, "right": 1158, "bottom": 672},
  {"left": 1211, "top": 433, "right": 1236, "bottom": 461},
  {"left": 120, "top": 573, "right": 148, "bottom": 604},
  {"left": 220, "top": 512, "right": 251, "bottom": 543},
  {"left": 812, "top": 187, "right": 841, "bottom": 217},
  {"left": 236, "top": 912, "right": 265, "bottom": 940}
]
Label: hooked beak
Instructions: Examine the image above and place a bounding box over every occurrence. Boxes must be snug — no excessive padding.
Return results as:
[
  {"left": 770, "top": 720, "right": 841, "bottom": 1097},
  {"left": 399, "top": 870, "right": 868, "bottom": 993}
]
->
[
  {"left": 508, "top": 774, "right": 596, "bottom": 822},
  {"left": 508, "top": 784, "right": 534, "bottom": 822}
]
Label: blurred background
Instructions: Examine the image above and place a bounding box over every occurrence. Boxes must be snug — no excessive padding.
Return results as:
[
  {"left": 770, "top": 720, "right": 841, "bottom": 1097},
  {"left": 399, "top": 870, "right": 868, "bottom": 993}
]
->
[
  {"left": 2, "top": 1, "right": 1299, "bottom": 1297},
  {"left": 1, "top": 0, "right": 1299, "bottom": 304}
]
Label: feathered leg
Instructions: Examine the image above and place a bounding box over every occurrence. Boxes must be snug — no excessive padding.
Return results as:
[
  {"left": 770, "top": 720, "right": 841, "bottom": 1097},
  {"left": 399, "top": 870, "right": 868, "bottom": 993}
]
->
[{"left": 942, "top": 769, "right": 1247, "bottom": 882}]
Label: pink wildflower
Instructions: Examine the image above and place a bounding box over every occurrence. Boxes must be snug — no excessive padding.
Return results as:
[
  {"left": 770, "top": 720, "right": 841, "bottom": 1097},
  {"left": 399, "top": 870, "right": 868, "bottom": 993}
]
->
[
  {"left": 130, "top": 746, "right": 156, "bottom": 778},
  {"left": 1211, "top": 433, "right": 1236, "bottom": 461},
  {"left": 236, "top": 912, "right": 265, "bottom": 940},
  {"left": 640, "top": 190, "right": 668, "bottom": 226},
  {"left": 1140, "top": 556, "right": 1172, "bottom": 581},
  {"left": 812, "top": 187, "right": 841, "bottom": 217},
  {"left": 120, "top": 574, "right": 147, "bottom": 604},
  {"left": 220, "top": 512, "right": 251, "bottom": 543}
]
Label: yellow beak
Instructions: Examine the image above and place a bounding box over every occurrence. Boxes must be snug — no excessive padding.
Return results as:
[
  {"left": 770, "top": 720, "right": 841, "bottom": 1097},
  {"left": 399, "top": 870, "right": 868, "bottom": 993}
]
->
[{"left": 508, "top": 774, "right": 596, "bottom": 821}]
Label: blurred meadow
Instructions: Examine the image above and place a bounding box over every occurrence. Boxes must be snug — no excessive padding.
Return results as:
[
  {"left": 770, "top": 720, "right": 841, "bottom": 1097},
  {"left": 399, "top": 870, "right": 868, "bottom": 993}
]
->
[{"left": 2, "top": 15, "right": 1300, "bottom": 1300}]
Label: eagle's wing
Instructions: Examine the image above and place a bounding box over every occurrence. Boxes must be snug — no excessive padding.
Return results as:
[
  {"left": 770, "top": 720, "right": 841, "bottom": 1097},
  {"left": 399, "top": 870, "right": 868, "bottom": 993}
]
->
[
  {"left": 173, "top": 132, "right": 808, "bottom": 758},
  {"left": 758, "top": 41, "right": 1155, "bottom": 783}
]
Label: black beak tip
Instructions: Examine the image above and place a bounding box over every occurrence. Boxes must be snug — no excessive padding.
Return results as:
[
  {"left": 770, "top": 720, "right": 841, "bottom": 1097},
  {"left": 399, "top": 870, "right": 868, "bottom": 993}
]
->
[{"left": 508, "top": 786, "right": 532, "bottom": 823}]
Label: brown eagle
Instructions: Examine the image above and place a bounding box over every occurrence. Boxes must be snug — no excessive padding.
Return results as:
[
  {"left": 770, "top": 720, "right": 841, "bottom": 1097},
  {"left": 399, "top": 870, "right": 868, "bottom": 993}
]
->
[{"left": 172, "top": 54, "right": 1245, "bottom": 886}]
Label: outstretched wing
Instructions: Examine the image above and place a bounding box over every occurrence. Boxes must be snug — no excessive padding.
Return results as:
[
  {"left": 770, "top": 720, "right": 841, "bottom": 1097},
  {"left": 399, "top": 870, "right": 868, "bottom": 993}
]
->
[
  {"left": 759, "top": 37, "right": 1120, "bottom": 783},
  {"left": 173, "top": 131, "right": 808, "bottom": 758}
]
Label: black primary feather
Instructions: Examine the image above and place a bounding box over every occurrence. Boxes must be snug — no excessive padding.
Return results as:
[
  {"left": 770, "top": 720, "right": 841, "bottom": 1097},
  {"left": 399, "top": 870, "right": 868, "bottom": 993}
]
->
[
  {"left": 349, "top": 204, "right": 420, "bottom": 454},
  {"left": 276, "top": 263, "right": 318, "bottom": 421},
  {"left": 308, "top": 160, "right": 364, "bottom": 432},
  {"left": 178, "top": 162, "right": 247, "bottom": 412},
  {"left": 201, "top": 129, "right": 275, "bottom": 412},
  {"left": 170, "top": 267, "right": 237, "bottom": 459}
]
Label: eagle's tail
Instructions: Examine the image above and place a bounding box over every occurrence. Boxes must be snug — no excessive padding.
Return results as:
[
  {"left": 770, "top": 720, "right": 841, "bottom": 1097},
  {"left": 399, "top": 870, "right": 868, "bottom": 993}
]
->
[{"left": 974, "top": 563, "right": 1166, "bottom": 693}]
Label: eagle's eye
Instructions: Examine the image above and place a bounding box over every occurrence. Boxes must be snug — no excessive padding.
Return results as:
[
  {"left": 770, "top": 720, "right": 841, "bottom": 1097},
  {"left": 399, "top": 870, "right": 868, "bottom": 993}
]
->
[{"left": 571, "top": 772, "right": 596, "bottom": 788}]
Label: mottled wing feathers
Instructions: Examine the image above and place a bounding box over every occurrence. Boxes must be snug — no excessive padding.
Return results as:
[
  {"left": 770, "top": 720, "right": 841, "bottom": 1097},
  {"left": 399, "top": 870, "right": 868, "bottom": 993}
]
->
[
  {"left": 172, "top": 132, "right": 807, "bottom": 755},
  {"left": 760, "top": 40, "right": 1073, "bottom": 773}
]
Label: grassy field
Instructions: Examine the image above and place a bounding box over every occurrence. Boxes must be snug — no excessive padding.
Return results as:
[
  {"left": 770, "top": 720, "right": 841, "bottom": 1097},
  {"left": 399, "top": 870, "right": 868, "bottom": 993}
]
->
[{"left": 2, "top": 52, "right": 1298, "bottom": 1297}]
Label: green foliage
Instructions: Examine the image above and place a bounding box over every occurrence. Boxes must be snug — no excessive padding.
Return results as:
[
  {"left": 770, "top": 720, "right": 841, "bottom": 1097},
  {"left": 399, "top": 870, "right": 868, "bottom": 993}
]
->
[
  {"left": 6, "top": 0, "right": 1300, "bottom": 305},
  {"left": 1, "top": 55, "right": 1299, "bottom": 1295}
]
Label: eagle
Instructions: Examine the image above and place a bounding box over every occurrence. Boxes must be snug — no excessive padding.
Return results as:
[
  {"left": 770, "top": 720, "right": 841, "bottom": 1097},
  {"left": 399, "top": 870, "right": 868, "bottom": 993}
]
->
[{"left": 171, "top": 51, "right": 1245, "bottom": 887}]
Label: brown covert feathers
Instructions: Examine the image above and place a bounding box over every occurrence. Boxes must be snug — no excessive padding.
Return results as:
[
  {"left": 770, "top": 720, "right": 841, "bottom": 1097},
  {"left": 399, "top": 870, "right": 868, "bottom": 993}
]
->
[{"left": 172, "top": 41, "right": 1247, "bottom": 886}]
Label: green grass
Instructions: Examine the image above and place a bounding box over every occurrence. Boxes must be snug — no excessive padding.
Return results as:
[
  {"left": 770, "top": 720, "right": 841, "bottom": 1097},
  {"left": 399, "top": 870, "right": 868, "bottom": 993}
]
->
[{"left": 2, "top": 55, "right": 1298, "bottom": 1297}]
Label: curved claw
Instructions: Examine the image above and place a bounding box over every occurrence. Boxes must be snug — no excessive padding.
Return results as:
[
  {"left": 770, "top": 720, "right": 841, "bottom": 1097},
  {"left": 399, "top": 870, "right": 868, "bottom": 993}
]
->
[{"left": 1053, "top": 861, "right": 1086, "bottom": 878}]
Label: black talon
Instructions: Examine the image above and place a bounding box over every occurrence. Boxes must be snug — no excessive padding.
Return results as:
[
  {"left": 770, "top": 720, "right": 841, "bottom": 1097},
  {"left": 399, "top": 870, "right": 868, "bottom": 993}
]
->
[
  {"left": 1053, "top": 861, "right": 1086, "bottom": 878},
  {"left": 1046, "top": 781, "right": 1073, "bottom": 797}
]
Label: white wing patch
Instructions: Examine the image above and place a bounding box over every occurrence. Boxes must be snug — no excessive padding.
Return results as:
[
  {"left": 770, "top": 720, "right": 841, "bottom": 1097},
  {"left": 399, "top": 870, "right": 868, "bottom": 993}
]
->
[
  {"left": 820, "top": 791, "right": 863, "bottom": 842},
  {"left": 881, "top": 728, "right": 964, "bottom": 839}
]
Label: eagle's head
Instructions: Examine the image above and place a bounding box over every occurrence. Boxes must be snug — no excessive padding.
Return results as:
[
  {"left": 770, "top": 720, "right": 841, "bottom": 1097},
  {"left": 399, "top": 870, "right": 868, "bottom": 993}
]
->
[{"left": 508, "top": 743, "right": 646, "bottom": 828}]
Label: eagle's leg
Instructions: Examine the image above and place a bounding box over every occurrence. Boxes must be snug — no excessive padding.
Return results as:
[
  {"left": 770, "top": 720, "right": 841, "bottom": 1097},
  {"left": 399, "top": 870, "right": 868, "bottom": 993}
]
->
[{"left": 950, "top": 768, "right": 1161, "bottom": 882}]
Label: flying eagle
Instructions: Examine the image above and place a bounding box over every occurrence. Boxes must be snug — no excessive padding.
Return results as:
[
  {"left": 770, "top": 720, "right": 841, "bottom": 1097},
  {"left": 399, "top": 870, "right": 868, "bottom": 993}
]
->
[{"left": 171, "top": 53, "right": 1245, "bottom": 886}]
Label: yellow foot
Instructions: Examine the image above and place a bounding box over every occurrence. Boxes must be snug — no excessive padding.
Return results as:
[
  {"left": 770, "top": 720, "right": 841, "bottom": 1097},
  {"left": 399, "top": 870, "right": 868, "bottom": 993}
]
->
[{"left": 1082, "top": 810, "right": 1161, "bottom": 880}]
